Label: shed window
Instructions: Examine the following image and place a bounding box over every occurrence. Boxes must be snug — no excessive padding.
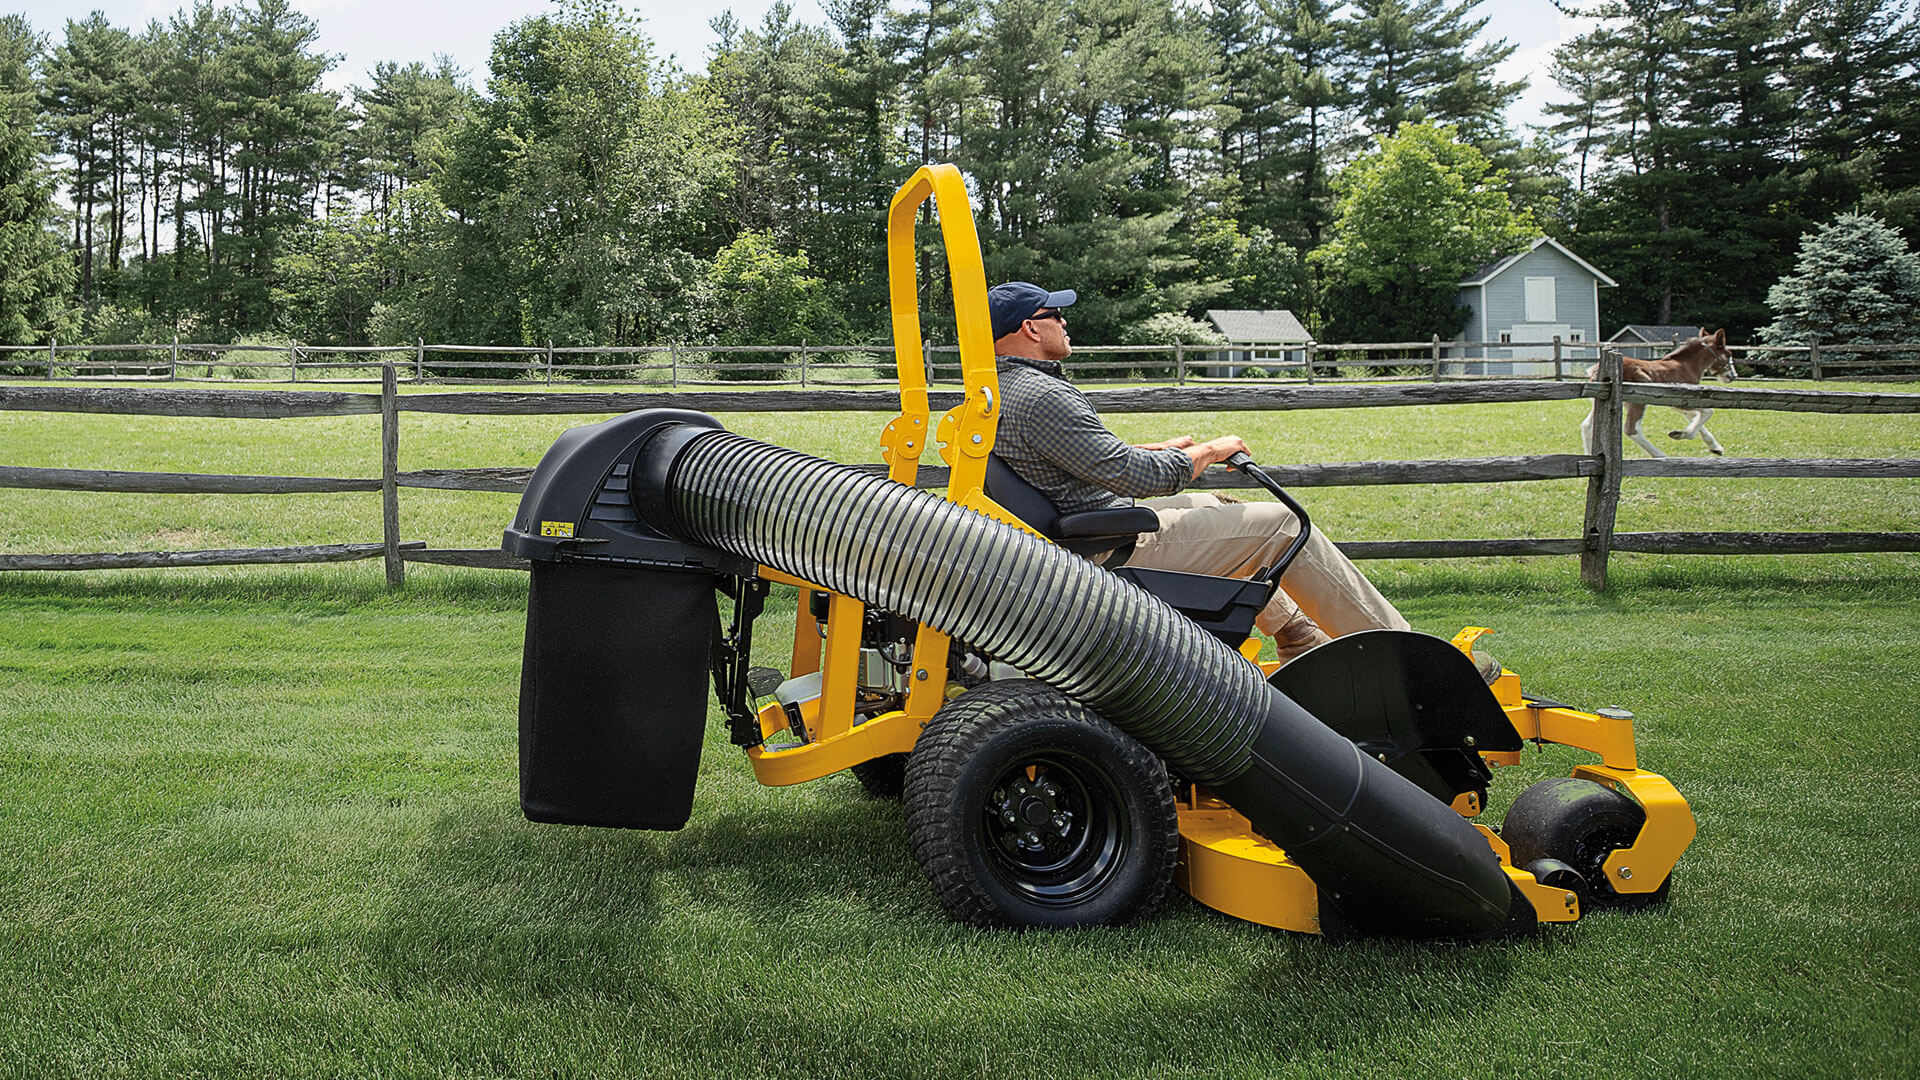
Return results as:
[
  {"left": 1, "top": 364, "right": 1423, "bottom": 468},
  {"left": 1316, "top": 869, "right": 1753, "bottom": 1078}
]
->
[{"left": 1525, "top": 277, "right": 1557, "bottom": 322}]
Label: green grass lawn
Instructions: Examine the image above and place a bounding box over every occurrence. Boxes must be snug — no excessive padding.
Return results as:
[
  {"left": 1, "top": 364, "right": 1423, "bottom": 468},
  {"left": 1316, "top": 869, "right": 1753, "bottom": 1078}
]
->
[
  {"left": 2, "top": 384, "right": 1917, "bottom": 1077},
  {"left": 1, "top": 560, "right": 1915, "bottom": 1079}
]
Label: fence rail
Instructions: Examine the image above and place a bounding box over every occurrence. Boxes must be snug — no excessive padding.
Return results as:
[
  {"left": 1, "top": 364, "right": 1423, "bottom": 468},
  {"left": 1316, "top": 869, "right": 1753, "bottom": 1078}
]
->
[
  {"left": 5, "top": 334, "right": 1915, "bottom": 386},
  {"left": 2, "top": 369, "right": 1917, "bottom": 588}
]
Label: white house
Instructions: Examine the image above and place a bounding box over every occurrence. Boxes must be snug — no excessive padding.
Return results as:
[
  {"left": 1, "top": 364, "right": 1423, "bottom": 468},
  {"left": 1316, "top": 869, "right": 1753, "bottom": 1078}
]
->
[{"left": 1453, "top": 237, "right": 1617, "bottom": 376}]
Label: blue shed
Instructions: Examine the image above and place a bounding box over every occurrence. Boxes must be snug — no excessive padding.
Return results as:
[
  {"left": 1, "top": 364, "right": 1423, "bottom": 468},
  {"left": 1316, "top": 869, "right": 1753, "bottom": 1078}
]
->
[{"left": 1452, "top": 237, "right": 1617, "bottom": 375}]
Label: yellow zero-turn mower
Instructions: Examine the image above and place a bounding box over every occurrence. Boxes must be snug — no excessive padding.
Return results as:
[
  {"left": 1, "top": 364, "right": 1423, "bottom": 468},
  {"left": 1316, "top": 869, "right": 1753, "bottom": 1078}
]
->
[{"left": 503, "top": 165, "right": 1695, "bottom": 938}]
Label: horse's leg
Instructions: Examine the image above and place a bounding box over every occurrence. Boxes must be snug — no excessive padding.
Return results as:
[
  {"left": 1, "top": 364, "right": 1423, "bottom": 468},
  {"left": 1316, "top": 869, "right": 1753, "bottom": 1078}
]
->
[
  {"left": 1697, "top": 409, "right": 1725, "bottom": 455},
  {"left": 1668, "top": 408, "right": 1726, "bottom": 455},
  {"left": 1580, "top": 404, "right": 1597, "bottom": 454},
  {"left": 1625, "top": 403, "right": 1665, "bottom": 457}
]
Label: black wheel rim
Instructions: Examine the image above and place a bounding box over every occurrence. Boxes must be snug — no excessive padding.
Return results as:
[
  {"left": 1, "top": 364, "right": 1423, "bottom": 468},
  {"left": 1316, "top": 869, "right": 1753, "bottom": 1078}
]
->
[
  {"left": 980, "top": 750, "right": 1130, "bottom": 907},
  {"left": 1569, "top": 822, "right": 1638, "bottom": 898}
]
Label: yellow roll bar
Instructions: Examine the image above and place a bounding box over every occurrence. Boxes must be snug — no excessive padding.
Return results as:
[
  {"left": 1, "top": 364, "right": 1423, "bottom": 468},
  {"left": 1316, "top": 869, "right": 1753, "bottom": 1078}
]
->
[{"left": 883, "top": 164, "right": 1000, "bottom": 500}]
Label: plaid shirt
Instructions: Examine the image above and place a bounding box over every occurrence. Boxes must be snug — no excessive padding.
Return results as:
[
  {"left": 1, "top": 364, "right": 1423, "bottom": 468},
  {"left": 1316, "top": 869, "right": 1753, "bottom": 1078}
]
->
[{"left": 993, "top": 355, "right": 1192, "bottom": 514}]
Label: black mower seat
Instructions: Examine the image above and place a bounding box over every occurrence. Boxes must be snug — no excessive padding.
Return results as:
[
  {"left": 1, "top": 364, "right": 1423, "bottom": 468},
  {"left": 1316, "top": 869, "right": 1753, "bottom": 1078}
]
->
[
  {"left": 981, "top": 455, "right": 1278, "bottom": 647},
  {"left": 983, "top": 454, "right": 1158, "bottom": 560}
]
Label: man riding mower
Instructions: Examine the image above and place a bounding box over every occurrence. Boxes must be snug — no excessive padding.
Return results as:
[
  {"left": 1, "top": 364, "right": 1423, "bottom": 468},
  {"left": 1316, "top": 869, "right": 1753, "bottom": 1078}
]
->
[{"left": 502, "top": 164, "right": 1694, "bottom": 939}]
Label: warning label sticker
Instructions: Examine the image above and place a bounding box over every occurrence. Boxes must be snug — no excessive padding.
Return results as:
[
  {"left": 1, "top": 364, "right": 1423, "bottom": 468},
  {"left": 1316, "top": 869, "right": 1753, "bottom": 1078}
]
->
[{"left": 539, "top": 521, "right": 575, "bottom": 538}]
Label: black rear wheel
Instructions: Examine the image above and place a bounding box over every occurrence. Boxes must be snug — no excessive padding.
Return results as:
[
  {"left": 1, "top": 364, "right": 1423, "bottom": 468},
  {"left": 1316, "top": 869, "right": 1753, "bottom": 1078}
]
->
[
  {"left": 1503, "top": 776, "right": 1671, "bottom": 909},
  {"left": 850, "top": 753, "right": 908, "bottom": 798},
  {"left": 903, "top": 681, "right": 1179, "bottom": 928}
]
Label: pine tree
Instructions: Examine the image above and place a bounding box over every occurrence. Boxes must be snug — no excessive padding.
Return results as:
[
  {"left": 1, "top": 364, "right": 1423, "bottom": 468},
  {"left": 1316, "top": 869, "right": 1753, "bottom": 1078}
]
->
[
  {"left": 1206, "top": 0, "right": 1289, "bottom": 221},
  {"left": 1787, "top": 0, "right": 1920, "bottom": 227},
  {"left": 226, "top": 0, "right": 339, "bottom": 328},
  {"left": 880, "top": 0, "right": 980, "bottom": 329},
  {"left": 958, "top": 0, "right": 1226, "bottom": 342},
  {"left": 1264, "top": 0, "right": 1358, "bottom": 247},
  {"left": 1759, "top": 213, "right": 1920, "bottom": 364},
  {"left": 0, "top": 15, "right": 75, "bottom": 345},
  {"left": 1549, "top": 0, "right": 1800, "bottom": 334},
  {"left": 40, "top": 12, "right": 135, "bottom": 306},
  {"left": 1340, "top": 0, "right": 1521, "bottom": 147},
  {"left": 810, "top": 0, "right": 906, "bottom": 317},
  {"left": 355, "top": 58, "right": 471, "bottom": 230}
]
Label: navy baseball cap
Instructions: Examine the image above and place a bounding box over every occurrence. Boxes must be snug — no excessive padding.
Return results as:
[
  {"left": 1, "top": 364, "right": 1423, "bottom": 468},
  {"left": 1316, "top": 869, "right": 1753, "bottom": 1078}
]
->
[{"left": 988, "top": 282, "right": 1077, "bottom": 339}]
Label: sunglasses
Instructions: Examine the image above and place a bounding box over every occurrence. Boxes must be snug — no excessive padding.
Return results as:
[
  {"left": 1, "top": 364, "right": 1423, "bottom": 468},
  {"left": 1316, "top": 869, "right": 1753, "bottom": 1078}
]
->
[{"left": 1027, "top": 310, "right": 1065, "bottom": 325}]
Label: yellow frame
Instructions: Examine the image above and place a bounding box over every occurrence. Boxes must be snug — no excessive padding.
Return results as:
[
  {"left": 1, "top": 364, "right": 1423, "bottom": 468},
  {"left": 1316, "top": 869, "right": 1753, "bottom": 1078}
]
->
[{"left": 746, "top": 164, "right": 1008, "bottom": 787}]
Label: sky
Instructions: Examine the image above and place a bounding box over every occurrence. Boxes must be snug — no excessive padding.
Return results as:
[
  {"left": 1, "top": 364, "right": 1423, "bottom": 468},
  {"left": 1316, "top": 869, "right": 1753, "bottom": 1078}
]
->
[{"left": 11, "top": 0, "right": 1588, "bottom": 131}]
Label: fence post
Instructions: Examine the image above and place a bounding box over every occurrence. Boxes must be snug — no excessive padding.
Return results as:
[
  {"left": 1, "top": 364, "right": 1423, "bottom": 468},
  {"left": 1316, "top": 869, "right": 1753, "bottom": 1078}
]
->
[
  {"left": 670, "top": 341, "right": 678, "bottom": 388},
  {"left": 47, "top": 339, "right": 55, "bottom": 380},
  {"left": 380, "top": 363, "right": 404, "bottom": 588},
  {"left": 1175, "top": 342, "right": 1185, "bottom": 385},
  {"left": 170, "top": 336, "right": 179, "bottom": 382},
  {"left": 414, "top": 338, "right": 424, "bottom": 383},
  {"left": 1809, "top": 339, "right": 1821, "bottom": 381},
  {"left": 289, "top": 340, "right": 299, "bottom": 383},
  {"left": 1305, "top": 343, "right": 1317, "bottom": 384},
  {"left": 1580, "top": 346, "right": 1624, "bottom": 590},
  {"left": 924, "top": 338, "right": 934, "bottom": 385},
  {"left": 1432, "top": 334, "right": 1443, "bottom": 381},
  {"left": 800, "top": 339, "right": 809, "bottom": 388},
  {"left": 546, "top": 339, "right": 555, "bottom": 386},
  {"left": 1552, "top": 335, "right": 1563, "bottom": 381}
]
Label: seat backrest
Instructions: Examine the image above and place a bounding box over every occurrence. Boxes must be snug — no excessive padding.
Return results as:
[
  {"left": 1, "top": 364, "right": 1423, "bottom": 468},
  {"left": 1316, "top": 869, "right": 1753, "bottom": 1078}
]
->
[
  {"left": 982, "top": 455, "right": 1064, "bottom": 538},
  {"left": 982, "top": 454, "right": 1159, "bottom": 560}
]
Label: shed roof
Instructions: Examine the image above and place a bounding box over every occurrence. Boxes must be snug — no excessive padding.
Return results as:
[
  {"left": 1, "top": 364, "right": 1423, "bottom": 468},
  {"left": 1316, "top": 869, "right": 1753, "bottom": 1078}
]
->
[
  {"left": 1607, "top": 324, "right": 1705, "bottom": 345},
  {"left": 1459, "top": 236, "right": 1618, "bottom": 288},
  {"left": 1205, "top": 309, "right": 1312, "bottom": 343}
]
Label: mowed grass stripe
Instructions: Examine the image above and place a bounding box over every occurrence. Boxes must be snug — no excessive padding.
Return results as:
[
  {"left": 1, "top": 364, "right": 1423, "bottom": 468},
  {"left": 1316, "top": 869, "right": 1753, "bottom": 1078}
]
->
[{"left": 0, "top": 561, "right": 1915, "bottom": 1078}]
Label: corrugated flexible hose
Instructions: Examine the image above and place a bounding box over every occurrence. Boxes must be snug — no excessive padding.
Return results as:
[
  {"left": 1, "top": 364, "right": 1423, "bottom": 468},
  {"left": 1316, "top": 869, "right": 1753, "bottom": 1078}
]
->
[{"left": 655, "top": 426, "right": 1512, "bottom": 936}]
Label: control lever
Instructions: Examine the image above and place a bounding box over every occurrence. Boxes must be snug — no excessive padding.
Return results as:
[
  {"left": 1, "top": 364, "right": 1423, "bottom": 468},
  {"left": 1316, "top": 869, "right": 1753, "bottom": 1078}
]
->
[{"left": 1223, "top": 451, "right": 1312, "bottom": 583}]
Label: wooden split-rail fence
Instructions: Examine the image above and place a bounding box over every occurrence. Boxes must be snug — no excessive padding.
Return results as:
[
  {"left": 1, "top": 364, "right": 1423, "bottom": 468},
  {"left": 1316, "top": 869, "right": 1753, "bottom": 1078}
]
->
[
  {"left": 2, "top": 356, "right": 1917, "bottom": 589},
  {"left": 4, "top": 336, "right": 1916, "bottom": 386}
]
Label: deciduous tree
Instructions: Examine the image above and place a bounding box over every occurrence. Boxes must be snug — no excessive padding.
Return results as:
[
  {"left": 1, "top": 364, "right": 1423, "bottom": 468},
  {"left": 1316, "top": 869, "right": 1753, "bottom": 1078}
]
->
[{"left": 1311, "top": 122, "right": 1535, "bottom": 341}]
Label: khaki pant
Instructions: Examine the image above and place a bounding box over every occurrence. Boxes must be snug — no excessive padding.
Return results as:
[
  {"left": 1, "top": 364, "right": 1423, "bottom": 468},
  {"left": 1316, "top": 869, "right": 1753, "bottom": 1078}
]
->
[{"left": 1120, "top": 492, "right": 1408, "bottom": 657}]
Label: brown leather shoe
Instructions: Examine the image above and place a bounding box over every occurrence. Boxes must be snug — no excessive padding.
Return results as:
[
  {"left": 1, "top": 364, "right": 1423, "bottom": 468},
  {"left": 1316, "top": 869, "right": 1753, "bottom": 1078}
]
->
[{"left": 1269, "top": 614, "right": 1332, "bottom": 664}]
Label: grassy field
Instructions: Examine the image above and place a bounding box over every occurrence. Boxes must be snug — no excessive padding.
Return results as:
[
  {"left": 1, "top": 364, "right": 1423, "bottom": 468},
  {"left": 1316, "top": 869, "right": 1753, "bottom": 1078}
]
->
[{"left": 2, "top": 383, "right": 1917, "bottom": 1077}]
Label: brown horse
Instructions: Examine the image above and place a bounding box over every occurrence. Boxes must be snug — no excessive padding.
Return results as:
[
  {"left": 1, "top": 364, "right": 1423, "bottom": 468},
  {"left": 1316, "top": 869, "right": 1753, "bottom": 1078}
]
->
[{"left": 1580, "top": 328, "right": 1737, "bottom": 457}]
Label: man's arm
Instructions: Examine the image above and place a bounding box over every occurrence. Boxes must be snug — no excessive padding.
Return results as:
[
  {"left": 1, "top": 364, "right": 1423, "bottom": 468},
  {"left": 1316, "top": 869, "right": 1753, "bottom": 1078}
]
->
[
  {"left": 1138, "top": 434, "right": 1251, "bottom": 479},
  {"left": 1179, "top": 435, "right": 1249, "bottom": 478},
  {"left": 1030, "top": 384, "right": 1192, "bottom": 498}
]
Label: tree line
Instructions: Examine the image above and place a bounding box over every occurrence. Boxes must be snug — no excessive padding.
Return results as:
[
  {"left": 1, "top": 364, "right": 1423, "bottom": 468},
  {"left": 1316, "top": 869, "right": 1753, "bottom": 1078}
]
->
[{"left": 1, "top": 0, "right": 1915, "bottom": 361}]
